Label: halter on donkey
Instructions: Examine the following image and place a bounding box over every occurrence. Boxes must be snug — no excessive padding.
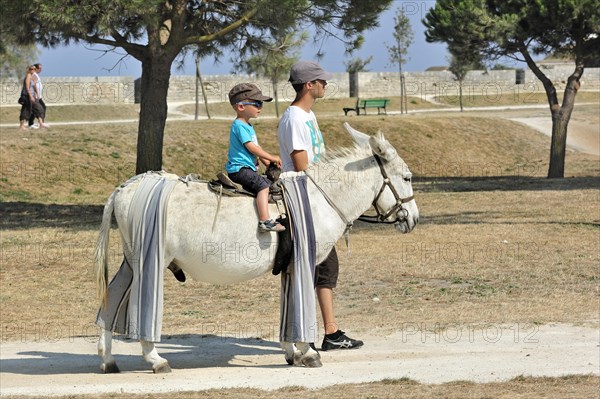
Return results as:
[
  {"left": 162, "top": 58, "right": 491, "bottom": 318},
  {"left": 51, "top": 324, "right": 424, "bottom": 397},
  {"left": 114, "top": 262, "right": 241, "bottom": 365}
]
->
[{"left": 94, "top": 123, "right": 419, "bottom": 373}]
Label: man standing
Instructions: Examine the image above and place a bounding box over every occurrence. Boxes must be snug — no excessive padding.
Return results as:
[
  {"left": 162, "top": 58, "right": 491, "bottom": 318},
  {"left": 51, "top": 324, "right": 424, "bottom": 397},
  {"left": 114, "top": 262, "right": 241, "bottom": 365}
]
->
[
  {"left": 29, "top": 63, "right": 48, "bottom": 129},
  {"left": 278, "top": 61, "right": 363, "bottom": 355}
]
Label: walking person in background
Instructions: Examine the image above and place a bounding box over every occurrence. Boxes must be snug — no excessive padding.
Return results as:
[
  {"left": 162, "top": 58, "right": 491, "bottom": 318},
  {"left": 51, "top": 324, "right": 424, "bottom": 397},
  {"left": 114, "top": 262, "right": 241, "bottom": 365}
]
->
[
  {"left": 28, "top": 63, "right": 49, "bottom": 129},
  {"left": 18, "top": 66, "right": 36, "bottom": 131}
]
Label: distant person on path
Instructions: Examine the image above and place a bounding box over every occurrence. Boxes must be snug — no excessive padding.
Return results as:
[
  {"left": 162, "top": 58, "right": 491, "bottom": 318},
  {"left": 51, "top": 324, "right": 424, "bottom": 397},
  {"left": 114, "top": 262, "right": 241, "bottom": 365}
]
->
[
  {"left": 18, "top": 66, "right": 39, "bottom": 131},
  {"left": 225, "top": 83, "right": 285, "bottom": 232},
  {"left": 28, "top": 63, "right": 48, "bottom": 129}
]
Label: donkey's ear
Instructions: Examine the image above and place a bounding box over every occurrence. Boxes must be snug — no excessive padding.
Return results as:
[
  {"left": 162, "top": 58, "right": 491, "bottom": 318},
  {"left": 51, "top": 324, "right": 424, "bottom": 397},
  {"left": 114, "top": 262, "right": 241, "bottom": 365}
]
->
[
  {"left": 369, "top": 133, "right": 397, "bottom": 161},
  {"left": 344, "top": 122, "right": 370, "bottom": 146}
]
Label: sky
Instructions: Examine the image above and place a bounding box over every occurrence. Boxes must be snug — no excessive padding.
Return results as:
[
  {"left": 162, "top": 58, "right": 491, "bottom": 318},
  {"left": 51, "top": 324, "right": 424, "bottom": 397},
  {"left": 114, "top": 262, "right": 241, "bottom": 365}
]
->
[{"left": 37, "top": 1, "right": 451, "bottom": 78}]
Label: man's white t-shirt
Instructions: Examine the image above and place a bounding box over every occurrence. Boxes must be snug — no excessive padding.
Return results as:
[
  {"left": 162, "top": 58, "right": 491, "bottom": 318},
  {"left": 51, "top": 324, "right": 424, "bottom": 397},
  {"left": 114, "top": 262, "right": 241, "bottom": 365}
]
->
[
  {"left": 278, "top": 106, "right": 325, "bottom": 172},
  {"left": 32, "top": 72, "right": 43, "bottom": 99}
]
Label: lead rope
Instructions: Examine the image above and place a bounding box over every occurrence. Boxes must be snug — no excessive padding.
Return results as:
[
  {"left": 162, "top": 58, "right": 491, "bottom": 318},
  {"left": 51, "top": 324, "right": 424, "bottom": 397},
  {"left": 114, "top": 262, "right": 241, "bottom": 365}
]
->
[
  {"left": 212, "top": 185, "right": 223, "bottom": 232},
  {"left": 304, "top": 171, "right": 353, "bottom": 256}
]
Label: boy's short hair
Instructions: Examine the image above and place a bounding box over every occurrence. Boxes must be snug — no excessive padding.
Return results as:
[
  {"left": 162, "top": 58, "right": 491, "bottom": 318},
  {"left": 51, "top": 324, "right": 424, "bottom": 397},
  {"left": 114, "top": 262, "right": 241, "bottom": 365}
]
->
[{"left": 229, "top": 83, "right": 273, "bottom": 105}]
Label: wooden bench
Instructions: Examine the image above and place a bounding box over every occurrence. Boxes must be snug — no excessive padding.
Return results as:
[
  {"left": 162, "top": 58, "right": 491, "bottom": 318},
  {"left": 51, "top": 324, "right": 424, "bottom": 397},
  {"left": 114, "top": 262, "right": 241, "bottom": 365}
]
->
[{"left": 343, "top": 98, "right": 390, "bottom": 116}]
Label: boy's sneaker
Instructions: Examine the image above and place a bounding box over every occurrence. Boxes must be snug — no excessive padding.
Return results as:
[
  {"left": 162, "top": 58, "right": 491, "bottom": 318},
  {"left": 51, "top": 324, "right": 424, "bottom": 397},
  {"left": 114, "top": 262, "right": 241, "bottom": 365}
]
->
[
  {"left": 321, "top": 330, "right": 364, "bottom": 351},
  {"left": 258, "top": 219, "right": 286, "bottom": 232}
]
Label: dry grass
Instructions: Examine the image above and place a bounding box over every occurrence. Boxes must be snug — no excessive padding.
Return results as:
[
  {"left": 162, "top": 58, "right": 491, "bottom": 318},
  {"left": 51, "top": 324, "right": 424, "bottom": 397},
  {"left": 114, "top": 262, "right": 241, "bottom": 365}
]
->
[
  {"left": 176, "top": 95, "right": 444, "bottom": 119},
  {"left": 2, "top": 375, "right": 597, "bottom": 399},
  {"left": 2, "top": 104, "right": 598, "bottom": 204},
  {"left": 0, "top": 95, "right": 439, "bottom": 125},
  {"left": 0, "top": 101, "right": 599, "bottom": 397},
  {"left": 0, "top": 104, "right": 142, "bottom": 124},
  {"left": 433, "top": 90, "right": 600, "bottom": 107}
]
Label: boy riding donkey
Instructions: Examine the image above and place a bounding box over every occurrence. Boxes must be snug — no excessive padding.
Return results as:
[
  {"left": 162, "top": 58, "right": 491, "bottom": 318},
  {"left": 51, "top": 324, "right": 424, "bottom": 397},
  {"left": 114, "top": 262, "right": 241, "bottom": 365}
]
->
[{"left": 225, "top": 83, "right": 285, "bottom": 232}]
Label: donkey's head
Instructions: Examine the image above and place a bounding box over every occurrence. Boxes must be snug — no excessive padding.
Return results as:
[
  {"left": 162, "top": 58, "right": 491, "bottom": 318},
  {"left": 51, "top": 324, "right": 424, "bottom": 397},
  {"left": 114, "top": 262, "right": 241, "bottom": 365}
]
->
[{"left": 345, "top": 123, "right": 419, "bottom": 233}]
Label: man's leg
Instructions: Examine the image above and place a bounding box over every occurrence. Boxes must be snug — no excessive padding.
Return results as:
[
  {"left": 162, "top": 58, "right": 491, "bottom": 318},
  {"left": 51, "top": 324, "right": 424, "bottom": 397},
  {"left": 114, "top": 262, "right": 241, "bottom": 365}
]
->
[
  {"left": 316, "top": 247, "right": 364, "bottom": 350},
  {"left": 317, "top": 286, "right": 337, "bottom": 334},
  {"left": 28, "top": 109, "right": 35, "bottom": 127}
]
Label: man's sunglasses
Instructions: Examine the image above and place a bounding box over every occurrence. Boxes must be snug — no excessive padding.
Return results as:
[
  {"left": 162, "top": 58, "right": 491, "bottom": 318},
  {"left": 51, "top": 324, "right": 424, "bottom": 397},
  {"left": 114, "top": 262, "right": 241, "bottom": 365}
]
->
[
  {"left": 238, "top": 101, "right": 263, "bottom": 108},
  {"left": 311, "top": 79, "right": 328, "bottom": 87}
]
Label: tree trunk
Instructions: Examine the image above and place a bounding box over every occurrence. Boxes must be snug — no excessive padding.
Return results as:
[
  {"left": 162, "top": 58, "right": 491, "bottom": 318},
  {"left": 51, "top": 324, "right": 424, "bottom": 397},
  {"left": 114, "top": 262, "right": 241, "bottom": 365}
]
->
[
  {"left": 399, "top": 63, "right": 404, "bottom": 114},
  {"left": 194, "top": 57, "right": 200, "bottom": 121},
  {"left": 195, "top": 57, "right": 211, "bottom": 120},
  {"left": 459, "top": 79, "right": 464, "bottom": 112},
  {"left": 136, "top": 57, "right": 173, "bottom": 174},
  {"left": 547, "top": 109, "right": 569, "bottom": 178},
  {"left": 272, "top": 80, "right": 280, "bottom": 118},
  {"left": 519, "top": 46, "right": 583, "bottom": 178},
  {"left": 547, "top": 73, "right": 579, "bottom": 178}
]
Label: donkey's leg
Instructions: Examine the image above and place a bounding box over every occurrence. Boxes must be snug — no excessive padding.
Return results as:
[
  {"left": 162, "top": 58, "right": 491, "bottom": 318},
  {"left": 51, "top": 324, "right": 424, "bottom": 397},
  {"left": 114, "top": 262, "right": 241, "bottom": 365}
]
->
[
  {"left": 282, "top": 342, "right": 322, "bottom": 367},
  {"left": 167, "top": 262, "right": 186, "bottom": 282},
  {"left": 296, "top": 342, "right": 322, "bottom": 368},
  {"left": 141, "top": 340, "right": 171, "bottom": 373},
  {"left": 98, "top": 329, "right": 120, "bottom": 373},
  {"left": 281, "top": 341, "right": 303, "bottom": 365}
]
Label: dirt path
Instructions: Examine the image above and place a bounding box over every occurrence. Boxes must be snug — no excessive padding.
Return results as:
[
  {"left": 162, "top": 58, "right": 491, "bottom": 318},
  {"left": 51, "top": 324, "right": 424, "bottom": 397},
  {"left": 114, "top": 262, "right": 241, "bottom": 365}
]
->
[
  {"left": 0, "top": 323, "right": 598, "bottom": 396},
  {"left": 509, "top": 117, "right": 599, "bottom": 156}
]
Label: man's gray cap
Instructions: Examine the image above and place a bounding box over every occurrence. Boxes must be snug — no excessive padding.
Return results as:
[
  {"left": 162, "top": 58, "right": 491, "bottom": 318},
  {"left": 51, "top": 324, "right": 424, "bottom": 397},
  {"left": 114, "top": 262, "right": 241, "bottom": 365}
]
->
[{"left": 288, "top": 61, "right": 333, "bottom": 84}]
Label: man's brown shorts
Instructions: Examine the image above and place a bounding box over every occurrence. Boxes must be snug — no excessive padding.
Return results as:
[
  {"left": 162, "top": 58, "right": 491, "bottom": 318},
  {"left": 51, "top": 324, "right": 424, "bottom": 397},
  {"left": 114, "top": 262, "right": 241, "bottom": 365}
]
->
[{"left": 315, "top": 247, "right": 339, "bottom": 288}]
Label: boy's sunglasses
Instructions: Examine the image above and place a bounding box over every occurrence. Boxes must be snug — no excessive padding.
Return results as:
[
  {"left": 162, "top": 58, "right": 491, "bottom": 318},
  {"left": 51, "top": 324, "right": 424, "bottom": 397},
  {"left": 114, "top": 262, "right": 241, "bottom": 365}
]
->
[{"left": 238, "top": 101, "right": 263, "bottom": 108}]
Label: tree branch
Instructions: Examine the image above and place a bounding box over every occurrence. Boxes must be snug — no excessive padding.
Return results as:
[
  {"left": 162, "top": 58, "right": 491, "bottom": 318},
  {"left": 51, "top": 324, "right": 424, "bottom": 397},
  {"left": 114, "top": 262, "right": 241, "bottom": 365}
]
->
[
  {"left": 184, "top": 5, "right": 259, "bottom": 45},
  {"left": 518, "top": 42, "right": 559, "bottom": 110},
  {"left": 110, "top": 30, "right": 146, "bottom": 59},
  {"left": 83, "top": 33, "right": 146, "bottom": 60}
]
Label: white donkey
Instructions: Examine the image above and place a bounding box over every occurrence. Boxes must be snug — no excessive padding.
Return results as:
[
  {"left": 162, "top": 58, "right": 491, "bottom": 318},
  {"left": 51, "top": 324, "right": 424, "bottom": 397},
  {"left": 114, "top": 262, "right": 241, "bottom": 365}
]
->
[{"left": 95, "top": 123, "right": 419, "bottom": 373}]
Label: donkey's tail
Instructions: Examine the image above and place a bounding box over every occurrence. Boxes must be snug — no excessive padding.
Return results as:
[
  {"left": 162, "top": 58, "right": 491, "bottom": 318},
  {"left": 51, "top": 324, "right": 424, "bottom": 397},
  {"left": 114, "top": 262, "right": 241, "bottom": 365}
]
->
[{"left": 95, "top": 188, "right": 117, "bottom": 309}]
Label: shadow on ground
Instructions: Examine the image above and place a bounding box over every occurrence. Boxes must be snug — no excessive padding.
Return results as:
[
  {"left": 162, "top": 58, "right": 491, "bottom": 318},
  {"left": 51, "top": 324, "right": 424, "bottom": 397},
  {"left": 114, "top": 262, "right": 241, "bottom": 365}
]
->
[
  {"left": 2, "top": 176, "right": 598, "bottom": 230},
  {"left": 0, "top": 202, "right": 103, "bottom": 230},
  {"left": 0, "top": 334, "right": 284, "bottom": 375},
  {"left": 414, "top": 175, "right": 600, "bottom": 193}
]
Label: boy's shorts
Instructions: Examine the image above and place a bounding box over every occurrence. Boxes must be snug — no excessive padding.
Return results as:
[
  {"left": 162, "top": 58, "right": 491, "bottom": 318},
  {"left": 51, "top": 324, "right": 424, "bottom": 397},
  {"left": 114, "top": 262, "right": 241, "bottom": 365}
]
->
[
  {"left": 228, "top": 167, "right": 270, "bottom": 194},
  {"left": 315, "top": 247, "right": 339, "bottom": 288}
]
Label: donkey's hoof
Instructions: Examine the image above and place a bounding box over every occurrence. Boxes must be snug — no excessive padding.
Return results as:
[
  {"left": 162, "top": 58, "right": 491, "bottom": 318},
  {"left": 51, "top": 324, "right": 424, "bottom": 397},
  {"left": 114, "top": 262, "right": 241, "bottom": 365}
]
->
[
  {"left": 284, "top": 349, "right": 304, "bottom": 366},
  {"left": 100, "top": 362, "right": 120, "bottom": 374},
  {"left": 153, "top": 362, "right": 172, "bottom": 374},
  {"left": 301, "top": 353, "right": 322, "bottom": 368},
  {"left": 293, "top": 350, "right": 305, "bottom": 366},
  {"left": 284, "top": 352, "right": 294, "bottom": 365}
]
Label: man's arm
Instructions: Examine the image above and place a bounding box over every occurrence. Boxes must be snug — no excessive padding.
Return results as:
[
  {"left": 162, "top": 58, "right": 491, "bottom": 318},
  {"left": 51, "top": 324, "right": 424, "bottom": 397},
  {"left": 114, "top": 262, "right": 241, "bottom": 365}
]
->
[
  {"left": 290, "top": 150, "right": 308, "bottom": 171},
  {"left": 32, "top": 74, "right": 40, "bottom": 99}
]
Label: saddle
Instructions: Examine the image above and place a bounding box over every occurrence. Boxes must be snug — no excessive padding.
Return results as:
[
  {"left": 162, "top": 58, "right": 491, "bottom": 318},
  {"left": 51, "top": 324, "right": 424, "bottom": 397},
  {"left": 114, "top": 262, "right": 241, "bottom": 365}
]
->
[
  {"left": 205, "top": 163, "right": 291, "bottom": 276},
  {"left": 208, "top": 163, "right": 283, "bottom": 202},
  {"left": 208, "top": 172, "right": 255, "bottom": 197}
]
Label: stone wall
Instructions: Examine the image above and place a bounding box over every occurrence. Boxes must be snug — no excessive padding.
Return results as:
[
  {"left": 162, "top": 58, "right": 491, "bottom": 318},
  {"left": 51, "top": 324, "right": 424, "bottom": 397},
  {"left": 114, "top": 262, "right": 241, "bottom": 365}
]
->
[{"left": 1, "top": 66, "right": 597, "bottom": 106}]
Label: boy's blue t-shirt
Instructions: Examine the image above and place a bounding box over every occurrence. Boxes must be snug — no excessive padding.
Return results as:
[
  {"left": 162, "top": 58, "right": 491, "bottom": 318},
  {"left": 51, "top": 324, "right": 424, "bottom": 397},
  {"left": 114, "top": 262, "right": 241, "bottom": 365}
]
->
[{"left": 226, "top": 119, "right": 259, "bottom": 173}]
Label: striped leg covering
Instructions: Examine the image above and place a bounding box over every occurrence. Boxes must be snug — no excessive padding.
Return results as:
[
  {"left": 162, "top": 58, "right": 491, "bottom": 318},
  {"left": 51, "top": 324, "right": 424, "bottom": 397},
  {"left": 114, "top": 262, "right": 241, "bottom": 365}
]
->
[
  {"left": 96, "top": 173, "right": 177, "bottom": 342},
  {"left": 279, "top": 175, "right": 318, "bottom": 343}
]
